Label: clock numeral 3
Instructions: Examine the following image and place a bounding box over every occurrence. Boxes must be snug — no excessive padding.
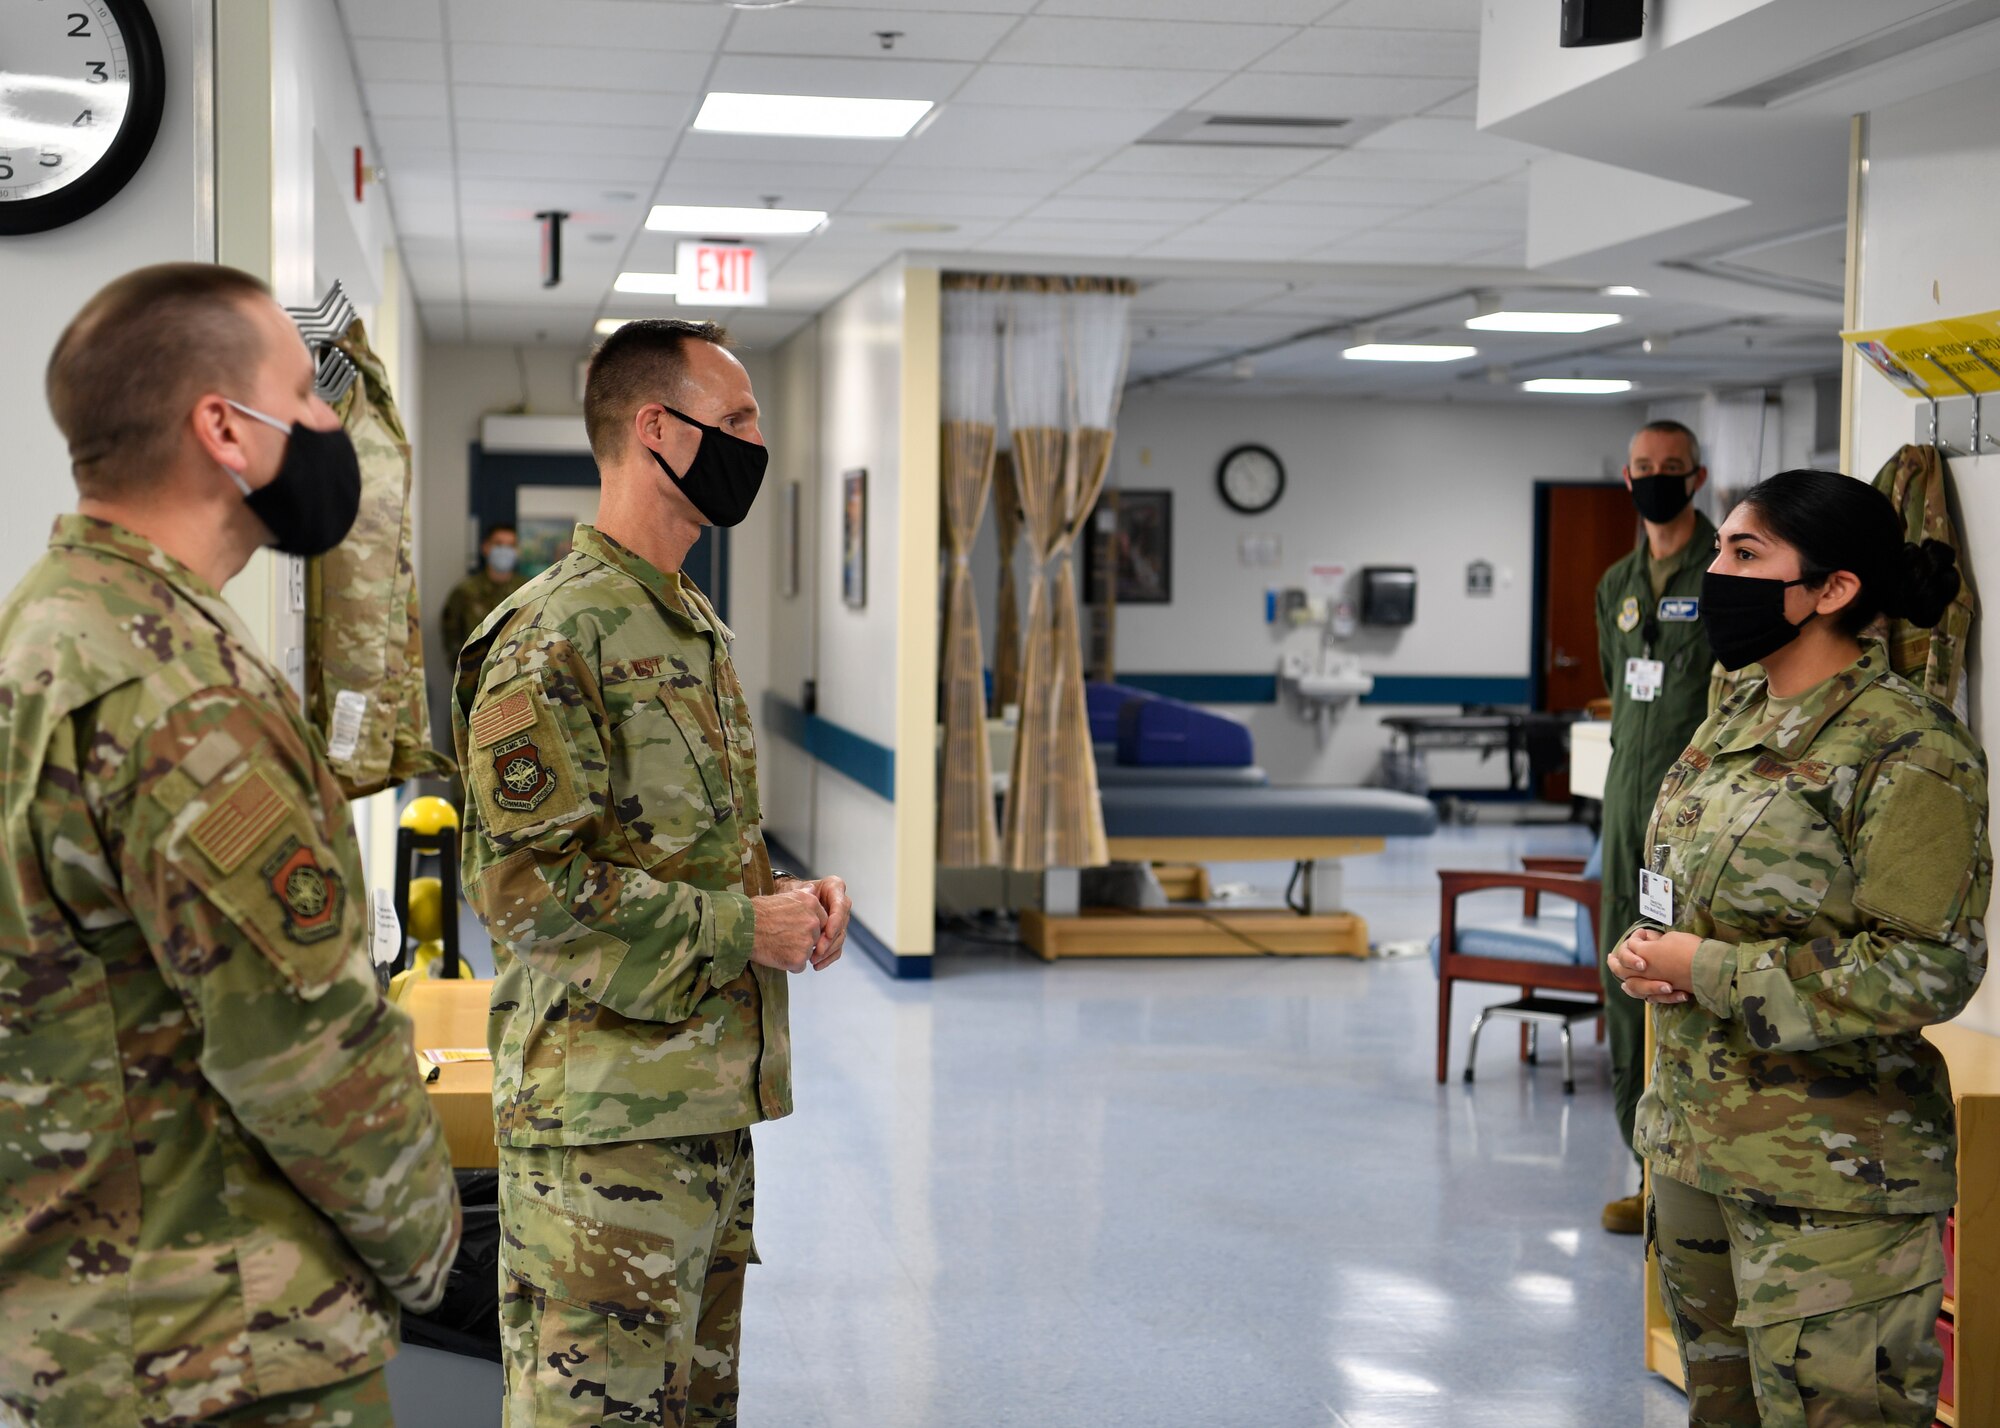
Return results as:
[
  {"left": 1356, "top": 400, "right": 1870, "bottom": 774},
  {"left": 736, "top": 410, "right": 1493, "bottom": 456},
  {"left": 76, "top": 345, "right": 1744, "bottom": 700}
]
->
[
  {"left": 68, "top": 13, "right": 92, "bottom": 38},
  {"left": 87, "top": 62, "right": 108, "bottom": 84}
]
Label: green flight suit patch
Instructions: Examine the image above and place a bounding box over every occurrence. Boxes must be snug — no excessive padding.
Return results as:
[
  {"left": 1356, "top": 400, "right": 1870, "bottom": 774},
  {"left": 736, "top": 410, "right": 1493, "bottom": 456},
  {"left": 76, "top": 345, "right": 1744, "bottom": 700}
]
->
[
  {"left": 261, "top": 835, "right": 345, "bottom": 944},
  {"left": 1618, "top": 595, "right": 1641, "bottom": 632}
]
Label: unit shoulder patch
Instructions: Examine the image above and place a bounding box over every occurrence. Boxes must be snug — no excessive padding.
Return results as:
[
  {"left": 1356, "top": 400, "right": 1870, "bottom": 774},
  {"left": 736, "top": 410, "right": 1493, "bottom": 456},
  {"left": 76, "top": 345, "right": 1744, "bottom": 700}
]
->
[
  {"left": 260, "top": 835, "right": 346, "bottom": 944},
  {"left": 189, "top": 768, "right": 289, "bottom": 873},
  {"left": 490, "top": 732, "right": 558, "bottom": 814},
  {"left": 1617, "top": 595, "right": 1641, "bottom": 633}
]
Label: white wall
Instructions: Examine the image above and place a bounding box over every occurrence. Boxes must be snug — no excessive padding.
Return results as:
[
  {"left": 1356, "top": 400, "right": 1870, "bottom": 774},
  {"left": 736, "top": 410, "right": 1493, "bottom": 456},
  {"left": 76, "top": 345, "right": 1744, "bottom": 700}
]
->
[
  {"left": 1066, "top": 392, "right": 1640, "bottom": 785},
  {"left": 760, "top": 321, "right": 824, "bottom": 861},
  {"left": 1852, "top": 72, "right": 2000, "bottom": 1034},
  {"left": 0, "top": 0, "right": 213, "bottom": 592}
]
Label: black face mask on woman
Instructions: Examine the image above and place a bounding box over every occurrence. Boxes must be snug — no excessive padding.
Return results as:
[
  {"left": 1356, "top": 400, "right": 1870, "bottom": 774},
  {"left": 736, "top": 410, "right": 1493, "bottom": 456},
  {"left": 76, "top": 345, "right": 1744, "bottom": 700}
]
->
[
  {"left": 224, "top": 399, "right": 362, "bottom": 557},
  {"left": 1629, "top": 473, "right": 1694, "bottom": 523},
  {"left": 1701, "top": 570, "right": 1814, "bottom": 671},
  {"left": 649, "top": 406, "right": 768, "bottom": 528}
]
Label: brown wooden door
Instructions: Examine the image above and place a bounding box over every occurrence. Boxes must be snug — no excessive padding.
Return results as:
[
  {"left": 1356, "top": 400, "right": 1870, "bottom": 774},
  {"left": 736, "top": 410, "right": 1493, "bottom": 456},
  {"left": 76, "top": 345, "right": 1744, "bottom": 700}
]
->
[{"left": 1542, "top": 485, "right": 1639, "bottom": 712}]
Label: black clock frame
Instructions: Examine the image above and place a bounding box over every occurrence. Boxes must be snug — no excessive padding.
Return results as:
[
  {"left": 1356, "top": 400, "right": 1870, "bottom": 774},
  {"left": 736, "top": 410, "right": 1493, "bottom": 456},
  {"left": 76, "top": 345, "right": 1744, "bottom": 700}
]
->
[
  {"left": 0, "top": 0, "right": 167, "bottom": 236},
  {"left": 1216, "top": 442, "right": 1286, "bottom": 515}
]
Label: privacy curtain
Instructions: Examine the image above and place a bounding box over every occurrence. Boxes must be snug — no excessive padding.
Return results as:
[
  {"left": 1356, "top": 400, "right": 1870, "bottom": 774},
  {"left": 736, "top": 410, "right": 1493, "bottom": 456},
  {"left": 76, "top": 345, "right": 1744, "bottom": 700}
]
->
[
  {"left": 991, "top": 447, "right": 1024, "bottom": 718},
  {"left": 937, "top": 277, "right": 1004, "bottom": 867},
  {"left": 1000, "top": 277, "right": 1135, "bottom": 872}
]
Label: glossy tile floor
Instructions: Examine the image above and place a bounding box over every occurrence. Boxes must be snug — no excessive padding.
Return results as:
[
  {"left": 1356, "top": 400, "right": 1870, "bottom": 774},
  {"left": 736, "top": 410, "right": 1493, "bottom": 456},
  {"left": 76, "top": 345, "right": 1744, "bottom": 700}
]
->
[
  {"left": 394, "top": 821, "right": 1691, "bottom": 1426},
  {"left": 738, "top": 822, "right": 1689, "bottom": 1428}
]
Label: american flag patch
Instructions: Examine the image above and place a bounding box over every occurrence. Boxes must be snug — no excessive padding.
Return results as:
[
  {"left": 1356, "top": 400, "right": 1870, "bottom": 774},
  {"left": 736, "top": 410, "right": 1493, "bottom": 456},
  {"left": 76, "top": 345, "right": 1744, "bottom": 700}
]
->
[
  {"left": 470, "top": 689, "right": 537, "bottom": 748},
  {"left": 189, "top": 770, "right": 288, "bottom": 873}
]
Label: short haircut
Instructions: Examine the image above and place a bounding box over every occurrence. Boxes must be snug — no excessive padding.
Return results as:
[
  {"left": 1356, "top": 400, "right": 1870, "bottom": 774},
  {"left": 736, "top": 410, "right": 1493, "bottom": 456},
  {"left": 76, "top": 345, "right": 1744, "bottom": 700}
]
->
[
  {"left": 584, "top": 319, "right": 730, "bottom": 462},
  {"left": 1634, "top": 418, "right": 1702, "bottom": 470},
  {"left": 47, "top": 263, "right": 273, "bottom": 499},
  {"left": 482, "top": 522, "right": 518, "bottom": 543}
]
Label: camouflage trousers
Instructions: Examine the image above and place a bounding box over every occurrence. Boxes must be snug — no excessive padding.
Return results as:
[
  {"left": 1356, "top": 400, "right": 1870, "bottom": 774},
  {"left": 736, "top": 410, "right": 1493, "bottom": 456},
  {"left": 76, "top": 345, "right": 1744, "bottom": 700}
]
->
[
  {"left": 498, "top": 1130, "right": 756, "bottom": 1428},
  {"left": 1650, "top": 1173, "right": 1947, "bottom": 1426},
  {"left": 195, "top": 1368, "right": 391, "bottom": 1427}
]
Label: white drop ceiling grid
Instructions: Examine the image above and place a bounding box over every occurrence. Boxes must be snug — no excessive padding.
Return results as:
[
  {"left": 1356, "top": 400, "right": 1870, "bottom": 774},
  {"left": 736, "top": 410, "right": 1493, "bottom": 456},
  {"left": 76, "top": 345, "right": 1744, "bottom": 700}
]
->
[{"left": 336, "top": 0, "right": 1842, "bottom": 397}]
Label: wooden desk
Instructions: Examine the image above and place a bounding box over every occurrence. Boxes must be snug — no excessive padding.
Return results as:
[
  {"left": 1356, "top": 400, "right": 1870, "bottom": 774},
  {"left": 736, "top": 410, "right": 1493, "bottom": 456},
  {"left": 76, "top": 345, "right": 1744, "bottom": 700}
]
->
[
  {"left": 1643, "top": 1018, "right": 2000, "bottom": 1426},
  {"left": 402, "top": 977, "right": 497, "bottom": 1170}
]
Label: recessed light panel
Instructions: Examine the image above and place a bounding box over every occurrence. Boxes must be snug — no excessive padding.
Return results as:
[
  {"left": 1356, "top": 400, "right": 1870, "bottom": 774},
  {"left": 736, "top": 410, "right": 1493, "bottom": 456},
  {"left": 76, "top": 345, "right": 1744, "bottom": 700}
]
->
[
  {"left": 1522, "top": 378, "right": 1634, "bottom": 394},
  {"left": 1466, "top": 311, "right": 1623, "bottom": 333},
  {"left": 614, "top": 272, "right": 682, "bottom": 294},
  {"left": 595, "top": 318, "right": 640, "bottom": 336},
  {"left": 645, "top": 204, "right": 829, "bottom": 236},
  {"left": 694, "top": 92, "right": 933, "bottom": 139},
  {"left": 1343, "top": 344, "right": 1478, "bottom": 363}
]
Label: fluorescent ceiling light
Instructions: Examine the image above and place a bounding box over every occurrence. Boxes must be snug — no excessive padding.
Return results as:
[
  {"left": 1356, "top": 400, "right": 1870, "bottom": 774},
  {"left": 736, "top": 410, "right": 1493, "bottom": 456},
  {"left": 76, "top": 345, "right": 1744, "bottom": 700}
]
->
[
  {"left": 1601, "top": 285, "right": 1648, "bottom": 297},
  {"left": 1466, "top": 311, "right": 1623, "bottom": 333},
  {"left": 1343, "top": 344, "right": 1478, "bottom": 363},
  {"left": 1523, "top": 378, "right": 1634, "bottom": 394},
  {"left": 595, "top": 318, "right": 641, "bottom": 336},
  {"left": 645, "top": 204, "right": 829, "bottom": 236},
  {"left": 694, "top": 91, "right": 933, "bottom": 139},
  {"left": 614, "top": 272, "right": 682, "bottom": 294}
]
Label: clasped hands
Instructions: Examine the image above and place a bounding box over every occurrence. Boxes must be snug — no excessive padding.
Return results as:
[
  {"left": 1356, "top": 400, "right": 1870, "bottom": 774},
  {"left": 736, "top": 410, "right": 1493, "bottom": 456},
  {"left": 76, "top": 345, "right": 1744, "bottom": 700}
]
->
[
  {"left": 1607, "top": 926, "right": 1700, "bottom": 1005},
  {"left": 750, "top": 875, "right": 851, "bottom": 974}
]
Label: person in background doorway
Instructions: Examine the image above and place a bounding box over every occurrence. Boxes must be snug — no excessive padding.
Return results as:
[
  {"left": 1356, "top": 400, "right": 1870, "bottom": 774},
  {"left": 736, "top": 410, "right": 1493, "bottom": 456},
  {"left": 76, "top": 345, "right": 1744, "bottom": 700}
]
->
[
  {"left": 1610, "top": 470, "right": 1985, "bottom": 1427},
  {"left": 1594, "top": 418, "right": 1713, "bottom": 1236},
  {"left": 455, "top": 319, "right": 850, "bottom": 1426},
  {"left": 0, "top": 263, "right": 461, "bottom": 1426},
  {"left": 440, "top": 521, "right": 522, "bottom": 660}
]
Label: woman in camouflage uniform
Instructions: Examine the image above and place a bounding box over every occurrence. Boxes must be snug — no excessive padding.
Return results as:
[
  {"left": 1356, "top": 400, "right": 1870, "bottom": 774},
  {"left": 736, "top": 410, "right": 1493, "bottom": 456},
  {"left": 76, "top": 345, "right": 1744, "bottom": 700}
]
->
[{"left": 1609, "top": 470, "right": 1987, "bottom": 1428}]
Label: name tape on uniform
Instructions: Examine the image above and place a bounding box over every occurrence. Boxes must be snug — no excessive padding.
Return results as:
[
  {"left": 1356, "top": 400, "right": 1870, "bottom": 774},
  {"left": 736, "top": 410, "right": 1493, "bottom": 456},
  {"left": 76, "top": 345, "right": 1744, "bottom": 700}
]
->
[{"left": 1658, "top": 597, "right": 1700, "bottom": 622}]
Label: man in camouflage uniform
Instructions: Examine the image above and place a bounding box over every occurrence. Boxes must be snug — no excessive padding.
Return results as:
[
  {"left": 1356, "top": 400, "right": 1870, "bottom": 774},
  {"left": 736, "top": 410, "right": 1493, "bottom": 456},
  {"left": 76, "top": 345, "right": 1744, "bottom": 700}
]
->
[
  {"left": 456, "top": 319, "right": 850, "bottom": 1427},
  {"left": 440, "top": 522, "right": 523, "bottom": 661},
  {"left": 1612, "top": 640, "right": 1989, "bottom": 1425},
  {"left": 1593, "top": 418, "right": 1714, "bottom": 1235},
  {"left": 0, "top": 264, "right": 462, "bottom": 1426}
]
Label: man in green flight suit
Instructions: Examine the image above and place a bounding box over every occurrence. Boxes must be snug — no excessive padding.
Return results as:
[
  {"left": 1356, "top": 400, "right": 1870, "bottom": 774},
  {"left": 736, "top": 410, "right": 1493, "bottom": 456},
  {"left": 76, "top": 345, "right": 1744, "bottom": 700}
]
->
[
  {"left": 440, "top": 521, "right": 523, "bottom": 660},
  {"left": 456, "top": 319, "right": 850, "bottom": 1427},
  {"left": 1594, "top": 418, "right": 1714, "bottom": 1235},
  {"left": 0, "top": 264, "right": 462, "bottom": 1425}
]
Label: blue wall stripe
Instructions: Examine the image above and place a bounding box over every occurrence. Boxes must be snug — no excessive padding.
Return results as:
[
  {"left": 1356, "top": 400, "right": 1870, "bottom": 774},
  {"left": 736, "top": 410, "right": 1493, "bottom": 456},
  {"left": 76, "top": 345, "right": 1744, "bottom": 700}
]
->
[
  {"left": 763, "top": 695, "right": 896, "bottom": 801},
  {"left": 1111, "top": 672, "right": 1532, "bottom": 708}
]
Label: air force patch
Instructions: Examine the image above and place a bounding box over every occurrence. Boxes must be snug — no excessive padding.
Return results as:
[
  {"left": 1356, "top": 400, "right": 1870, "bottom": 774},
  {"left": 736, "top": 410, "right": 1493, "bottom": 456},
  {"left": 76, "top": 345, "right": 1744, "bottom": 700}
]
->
[
  {"left": 491, "top": 732, "right": 558, "bottom": 813},
  {"left": 1659, "top": 596, "right": 1700, "bottom": 622},
  {"left": 1617, "top": 595, "right": 1641, "bottom": 633}
]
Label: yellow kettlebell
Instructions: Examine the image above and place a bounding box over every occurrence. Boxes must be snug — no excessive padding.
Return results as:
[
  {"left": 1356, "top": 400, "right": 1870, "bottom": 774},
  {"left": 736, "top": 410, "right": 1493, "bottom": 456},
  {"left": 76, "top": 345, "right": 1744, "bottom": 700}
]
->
[
  {"left": 405, "top": 875, "right": 444, "bottom": 945},
  {"left": 400, "top": 795, "right": 459, "bottom": 837}
]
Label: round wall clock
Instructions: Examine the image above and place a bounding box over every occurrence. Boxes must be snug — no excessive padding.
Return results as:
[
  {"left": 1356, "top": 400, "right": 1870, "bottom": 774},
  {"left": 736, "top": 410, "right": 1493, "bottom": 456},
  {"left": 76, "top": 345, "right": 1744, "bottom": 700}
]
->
[
  {"left": 1217, "top": 443, "right": 1285, "bottom": 515},
  {"left": 0, "top": 0, "right": 166, "bottom": 235}
]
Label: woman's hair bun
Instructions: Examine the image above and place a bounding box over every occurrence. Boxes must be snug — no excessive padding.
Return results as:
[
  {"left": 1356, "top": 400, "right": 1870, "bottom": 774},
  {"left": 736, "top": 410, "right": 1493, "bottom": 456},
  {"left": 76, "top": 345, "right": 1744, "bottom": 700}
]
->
[{"left": 1888, "top": 538, "right": 1960, "bottom": 628}]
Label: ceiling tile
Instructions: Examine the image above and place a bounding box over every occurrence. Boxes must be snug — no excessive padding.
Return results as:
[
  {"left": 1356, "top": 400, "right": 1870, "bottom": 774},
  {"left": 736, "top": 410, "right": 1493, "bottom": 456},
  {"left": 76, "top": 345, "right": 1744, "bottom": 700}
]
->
[
  {"left": 1141, "top": 231, "right": 1321, "bottom": 261},
  {"left": 665, "top": 158, "right": 884, "bottom": 193},
  {"left": 1029, "top": 195, "right": 1225, "bottom": 224},
  {"left": 387, "top": 193, "right": 458, "bottom": 237},
  {"left": 455, "top": 149, "right": 661, "bottom": 185},
  {"left": 1057, "top": 171, "right": 1273, "bottom": 202},
  {"left": 1319, "top": 0, "right": 1481, "bottom": 29},
  {"left": 855, "top": 165, "right": 1065, "bottom": 197},
  {"left": 704, "top": 54, "right": 973, "bottom": 101},
  {"left": 673, "top": 130, "right": 915, "bottom": 167},
  {"left": 723, "top": 8, "right": 1017, "bottom": 61},
  {"left": 1040, "top": 0, "right": 1333, "bottom": 17},
  {"left": 1193, "top": 72, "right": 1464, "bottom": 117},
  {"left": 951, "top": 63, "right": 1221, "bottom": 110},
  {"left": 364, "top": 82, "right": 449, "bottom": 120},
  {"left": 449, "top": 43, "right": 709, "bottom": 92},
  {"left": 1424, "top": 86, "right": 1478, "bottom": 118},
  {"left": 455, "top": 119, "right": 678, "bottom": 158},
  {"left": 1304, "top": 146, "right": 1528, "bottom": 183},
  {"left": 451, "top": 85, "right": 696, "bottom": 128},
  {"left": 1204, "top": 199, "right": 1405, "bottom": 231},
  {"left": 1383, "top": 204, "right": 1524, "bottom": 234},
  {"left": 351, "top": 38, "right": 446, "bottom": 84},
  {"left": 1097, "top": 144, "right": 1324, "bottom": 178},
  {"left": 371, "top": 117, "right": 461, "bottom": 153},
  {"left": 893, "top": 103, "right": 1166, "bottom": 170},
  {"left": 1256, "top": 174, "right": 1471, "bottom": 205},
  {"left": 845, "top": 189, "right": 1042, "bottom": 220},
  {"left": 778, "top": 0, "right": 1034, "bottom": 10},
  {"left": 990, "top": 17, "right": 1299, "bottom": 71},
  {"left": 1251, "top": 26, "right": 1479, "bottom": 76},
  {"left": 339, "top": 0, "right": 441, "bottom": 41},
  {"left": 441, "top": 0, "right": 729, "bottom": 52}
]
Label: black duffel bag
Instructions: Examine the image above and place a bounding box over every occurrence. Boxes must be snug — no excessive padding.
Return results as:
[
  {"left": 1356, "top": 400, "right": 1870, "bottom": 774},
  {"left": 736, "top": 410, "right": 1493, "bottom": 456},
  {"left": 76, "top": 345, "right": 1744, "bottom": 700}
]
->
[{"left": 402, "top": 1168, "right": 501, "bottom": 1362}]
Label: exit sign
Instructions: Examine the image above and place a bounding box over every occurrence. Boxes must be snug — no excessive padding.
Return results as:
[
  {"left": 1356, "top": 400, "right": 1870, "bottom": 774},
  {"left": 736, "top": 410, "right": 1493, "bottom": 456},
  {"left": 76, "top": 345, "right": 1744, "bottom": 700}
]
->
[{"left": 676, "top": 242, "right": 767, "bottom": 307}]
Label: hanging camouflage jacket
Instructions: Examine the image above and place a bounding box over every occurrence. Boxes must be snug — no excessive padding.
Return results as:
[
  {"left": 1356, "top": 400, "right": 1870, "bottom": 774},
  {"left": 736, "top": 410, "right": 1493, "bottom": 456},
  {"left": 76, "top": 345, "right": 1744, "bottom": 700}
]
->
[
  {"left": 305, "top": 318, "right": 450, "bottom": 798},
  {"left": 454, "top": 523, "right": 789, "bottom": 1146},
  {"left": 1633, "top": 643, "right": 1991, "bottom": 1213},
  {"left": 0, "top": 517, "right": 461, "bottom": 1426},
  {"left": 1872, "top": 443, "right": 1977, "bottom": 710}
]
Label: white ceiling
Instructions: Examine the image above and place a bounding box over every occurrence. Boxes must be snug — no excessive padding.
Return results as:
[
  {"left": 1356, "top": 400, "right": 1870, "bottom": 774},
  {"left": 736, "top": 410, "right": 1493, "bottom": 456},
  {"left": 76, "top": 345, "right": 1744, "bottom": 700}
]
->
[{"left": 336, "top": 0, "right": 1848, "bottom": 398}]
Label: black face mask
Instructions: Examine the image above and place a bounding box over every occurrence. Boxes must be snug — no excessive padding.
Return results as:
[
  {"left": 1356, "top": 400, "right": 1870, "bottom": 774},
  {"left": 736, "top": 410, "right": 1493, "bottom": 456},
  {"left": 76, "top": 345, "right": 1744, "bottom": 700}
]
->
[
  {"left": 649, "top": 406, "right": 767, "bottom": 528},
  {"left": 1629, "top": 473, "right": 1694, "bottom": 523},
  {"left": 1701, "top": 570, "right": 1813, "bottom": 671},
  {"left": 226, "top": 400, "right": 362, "bottom": 558}
]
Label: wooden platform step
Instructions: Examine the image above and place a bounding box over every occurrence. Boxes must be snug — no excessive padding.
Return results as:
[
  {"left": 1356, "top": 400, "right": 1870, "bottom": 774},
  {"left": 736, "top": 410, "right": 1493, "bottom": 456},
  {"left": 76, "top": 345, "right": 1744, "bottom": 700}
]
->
[{"left": 1020, "top": 908, "right": 1370, "bottom": 962}]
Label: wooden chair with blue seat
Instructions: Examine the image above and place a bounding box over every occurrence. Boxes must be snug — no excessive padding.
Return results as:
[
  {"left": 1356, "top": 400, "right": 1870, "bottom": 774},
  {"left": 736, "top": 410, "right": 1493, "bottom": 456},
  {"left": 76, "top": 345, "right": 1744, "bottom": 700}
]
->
[{"left": 1431, "top": 842, "right": 1604, "bottom": 1093}]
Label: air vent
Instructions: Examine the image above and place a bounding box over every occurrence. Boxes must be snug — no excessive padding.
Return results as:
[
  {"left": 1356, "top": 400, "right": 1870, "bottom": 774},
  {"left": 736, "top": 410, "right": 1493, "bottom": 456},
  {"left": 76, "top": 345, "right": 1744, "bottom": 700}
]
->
[{"left": 1138, "top": 112, "right": 1389, "bottom": 150}]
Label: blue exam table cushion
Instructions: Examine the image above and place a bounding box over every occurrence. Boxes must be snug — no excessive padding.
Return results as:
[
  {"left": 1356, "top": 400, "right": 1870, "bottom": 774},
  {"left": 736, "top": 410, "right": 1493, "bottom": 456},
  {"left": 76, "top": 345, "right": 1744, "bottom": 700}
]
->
[
  {"left": 1086, "top": 682, "right": 1155, "bottom": 744},
  {"left": 1097, "top": 763, "right": 1271, "bottom": 788},
  {"left": 1099, "top": 786, "right": 1437, "bottom": 840},
  {"left": 1117, "top": 696, "right": 1254, "bottom": 768}
]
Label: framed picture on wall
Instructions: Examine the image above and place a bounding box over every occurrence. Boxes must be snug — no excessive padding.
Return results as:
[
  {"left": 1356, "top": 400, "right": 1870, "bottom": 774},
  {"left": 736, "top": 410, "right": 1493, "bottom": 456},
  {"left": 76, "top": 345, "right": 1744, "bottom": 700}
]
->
[
  {"left": 515, "top": 484, "right": 599, "bottom": 578},
  {"left": 842, "top": 469, "right": 867, "bottom": 608},
  {"left": 782, "top": 482, "right": 801, "bottom": 599},
  {"left": 1084, "top": 488, "right": 1173, "bottom": 604}
]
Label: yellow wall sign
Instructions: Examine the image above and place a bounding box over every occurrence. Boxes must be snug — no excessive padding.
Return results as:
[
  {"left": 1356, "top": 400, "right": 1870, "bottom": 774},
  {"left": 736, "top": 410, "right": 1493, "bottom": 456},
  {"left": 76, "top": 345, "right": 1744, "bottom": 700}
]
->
[{"left": 1843, "top": 310, "right": 2000, "bottom": 399}]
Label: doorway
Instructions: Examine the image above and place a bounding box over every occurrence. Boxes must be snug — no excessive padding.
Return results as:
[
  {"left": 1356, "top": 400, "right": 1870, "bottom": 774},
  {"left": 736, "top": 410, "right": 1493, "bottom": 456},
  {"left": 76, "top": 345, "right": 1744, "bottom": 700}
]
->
[{"left": 1531, "top": 481, "right": 1637, "bottom": 713}]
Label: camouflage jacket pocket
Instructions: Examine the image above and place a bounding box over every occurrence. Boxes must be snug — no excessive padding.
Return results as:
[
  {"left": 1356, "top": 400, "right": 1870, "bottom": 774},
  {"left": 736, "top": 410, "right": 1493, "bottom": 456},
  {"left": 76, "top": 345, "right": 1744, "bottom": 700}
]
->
[
  {"left": 500, "top": 1187, "right": 679, "bottom": 1326},
  {"left": 466, "top": 674, "right": 588, "bottom": 844},
  {"left": 604, "top": 677, "right": 736, "bottom": 875},
  {"left": 1708, "top": 781, "right": 1842, "bottom": 939}
]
